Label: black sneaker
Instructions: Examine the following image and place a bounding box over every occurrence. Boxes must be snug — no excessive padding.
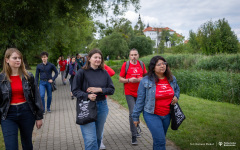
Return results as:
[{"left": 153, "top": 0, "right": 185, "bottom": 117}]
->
[{"left": 131, "top": 136, "right": 138, "bottom": 145}]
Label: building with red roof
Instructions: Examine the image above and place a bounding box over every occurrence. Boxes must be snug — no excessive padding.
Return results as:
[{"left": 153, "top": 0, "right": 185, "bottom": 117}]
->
[{"left": 143, "top": 26, "right": 181, "bottom": 48}]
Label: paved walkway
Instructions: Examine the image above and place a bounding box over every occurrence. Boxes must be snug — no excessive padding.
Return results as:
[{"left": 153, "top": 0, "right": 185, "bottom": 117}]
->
[{"left": 32, "top": 76, "right": 180, "bottom": 150}]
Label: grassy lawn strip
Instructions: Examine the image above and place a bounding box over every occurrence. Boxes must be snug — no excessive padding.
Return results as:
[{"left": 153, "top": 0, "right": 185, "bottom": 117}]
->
[{"left": 110, "top": 74, "right": 240, "bottom": 150}]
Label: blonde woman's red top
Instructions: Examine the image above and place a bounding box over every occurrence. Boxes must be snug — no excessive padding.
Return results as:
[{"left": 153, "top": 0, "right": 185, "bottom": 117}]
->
[{"left": 10, "top": 76, "right": 27, "bottom": 104}]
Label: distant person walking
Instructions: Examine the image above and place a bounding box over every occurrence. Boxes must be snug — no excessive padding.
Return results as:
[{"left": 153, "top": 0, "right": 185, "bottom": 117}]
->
[
  {"left": 83, "top": 55, "right": 87, "bottom": 66},
  {"left": 64, "top": 57, "right": 79, "bottom": 100},
  {"left": 59, "top": 56, "right": 67, "bottom": 85},
  {"left": 35, "top": 52, "right": 58, "bottom": 113},
  {"left": 132, "top": 56, "right": 180, "bottom": 150},
  {"left": 119, "top": 48, "right": 147, "bottom": 145},
  {"left": 66, "top": 56, "right": 71, "bottom": 66},
  {"left": 76, "top": 54, "right": 83, "bottom": 69},
  {"left": 0, "top": 48, "right": 43, "bottom": 150},
  {"left": 72, "top": 49, "right": 115, "bottom": 150},
  {"left": 57, "top": 56, "right": 61, "bottom": 74}
]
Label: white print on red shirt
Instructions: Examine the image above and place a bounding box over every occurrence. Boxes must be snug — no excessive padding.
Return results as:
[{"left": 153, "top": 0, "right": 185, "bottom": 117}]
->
[
  {"left": 156, "top": 83, "right": 174, "bottom": 97},
  {"left": 129, "top": 67, "right": 142, "bottom": 77}
]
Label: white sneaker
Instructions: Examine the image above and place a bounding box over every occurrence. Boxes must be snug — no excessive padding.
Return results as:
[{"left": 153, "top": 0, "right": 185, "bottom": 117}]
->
[{"left": 100, "top": 141, "right": 106, "bottom": 150}]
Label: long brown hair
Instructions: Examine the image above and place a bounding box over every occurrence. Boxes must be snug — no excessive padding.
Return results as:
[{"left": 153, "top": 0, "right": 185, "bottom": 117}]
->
[
  {"left": 82, "top": 49, "right": 105, "bottom": 70},
  {"left": 1, "top": 48, "right": 29, "bottom": 82}
]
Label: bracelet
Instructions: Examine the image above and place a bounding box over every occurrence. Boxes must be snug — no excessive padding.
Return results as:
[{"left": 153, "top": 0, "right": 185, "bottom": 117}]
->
[{"left": 128, "top": 79, "right": 129, "bottom": 83}]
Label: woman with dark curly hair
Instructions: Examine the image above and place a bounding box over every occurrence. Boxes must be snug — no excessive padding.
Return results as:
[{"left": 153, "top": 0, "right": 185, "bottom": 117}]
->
[{"left": 132, "top": 56, "right": 180, "bottom": 150}]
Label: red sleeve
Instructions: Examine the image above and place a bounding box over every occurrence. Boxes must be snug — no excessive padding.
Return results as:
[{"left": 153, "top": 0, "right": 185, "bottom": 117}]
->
[
  {"left": 143, "top": 63, "right": 147, "bottom": 74},
  {"left": 104, "top": 64, "right": 115, "bottom": 77},
  {"left": 119, "top": 62, "right": 127, "bottom": 78},
  {"left": 59, "top": 61, "right": 62, "bottom": 66}
]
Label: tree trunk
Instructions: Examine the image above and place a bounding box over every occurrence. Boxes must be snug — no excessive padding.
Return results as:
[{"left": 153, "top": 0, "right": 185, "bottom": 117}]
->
[{"left": 23, "top": 56, "right": 31, "bottom": 70}]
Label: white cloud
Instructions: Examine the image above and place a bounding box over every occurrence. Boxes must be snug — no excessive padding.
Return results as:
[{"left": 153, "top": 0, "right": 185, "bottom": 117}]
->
[
  {"left": 124, "top": 11, "right": 139, "bottom": 23},
  {"left": 95, "top": 0, "right": 240, "bottom": 40}
]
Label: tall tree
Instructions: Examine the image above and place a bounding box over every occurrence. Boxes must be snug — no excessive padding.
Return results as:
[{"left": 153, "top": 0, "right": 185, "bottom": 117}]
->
[
  {"left": 129, "top": 36, "right": 153, "bottom": 56},
  {"left": 217, "top": 18, "right": 239, "bottom": 53},
  {"left": 0, "top": 0, "right": 140, "bottom": 68},
  {"left": 99, "top": 32, "right": 129, "bottom": 59},
  {"left": 157, "top": 29, "right": 170, "bottom": 53},
  {"left": 96, "top": 17, "right": 134, "bottom": 43},
  {"left": 169, "top": 32, "right": 184, "bottom": 46},
  {"left": 189, "top": 18, "right": 239, "bottom": 54},
  {"left": 188, "top": 30, "right": 201, "bottom": 53}
]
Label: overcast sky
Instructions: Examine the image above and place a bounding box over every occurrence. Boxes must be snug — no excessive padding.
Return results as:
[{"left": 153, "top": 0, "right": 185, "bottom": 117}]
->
[{"left": 95, "top": 0, "right": 240, "bottom": 40}]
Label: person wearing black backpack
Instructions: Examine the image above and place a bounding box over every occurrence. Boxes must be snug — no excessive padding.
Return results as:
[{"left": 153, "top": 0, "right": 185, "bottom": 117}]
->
[
  {"left": 64, "top": 57, "right": 79, "bottom": 100},
  {"left": 119, "top": 48, "right": 147, "bottom": 145}
]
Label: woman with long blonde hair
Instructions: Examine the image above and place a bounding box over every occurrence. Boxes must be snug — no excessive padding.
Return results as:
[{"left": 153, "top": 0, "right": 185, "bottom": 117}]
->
[{"left": 0, "top": 48, "right": 44, "bottom": 150}]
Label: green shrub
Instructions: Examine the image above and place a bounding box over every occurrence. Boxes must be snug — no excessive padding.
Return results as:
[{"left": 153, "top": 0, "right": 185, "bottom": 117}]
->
[
  {"left": 173, "top": 69, "right": 240, "bottom": 104},
  {"left": 140, "top": 54, "right": 202, "bottom": 70},
  {"left": 105, "top": 60, "right": 125, "bottom": 66},
  {"left": 195, "top": 54, "right": 240, "bottom": 72}
]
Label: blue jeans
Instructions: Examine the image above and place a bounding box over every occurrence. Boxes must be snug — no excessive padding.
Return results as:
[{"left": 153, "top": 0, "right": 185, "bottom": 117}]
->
[
  {"left": 80, "top": 100, "right": 109, "bottom": 150},
  {"left": 143, "top": 111, "right": 171, "bottom": 150},
  {"left": 39, "top": 80, "right": 52, "bottom": 111},
  {"left": 1, "top": 102, "right": 35, "bottom": 150}
]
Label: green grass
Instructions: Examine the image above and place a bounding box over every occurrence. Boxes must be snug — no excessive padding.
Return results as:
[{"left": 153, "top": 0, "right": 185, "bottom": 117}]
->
[
  {"left": 110, "top": 74, "right": 240, "bottom": 150},
  {"left": 28, "top": 66, "right": 36, "bottom": 76},
  {"left": 0, "top": 127, "right": 4, "bottom": 149}
]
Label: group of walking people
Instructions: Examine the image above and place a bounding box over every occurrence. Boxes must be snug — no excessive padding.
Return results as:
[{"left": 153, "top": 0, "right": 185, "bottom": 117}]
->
[
  {"left": 0, "top": 47, "right": 180, "bottom": 150},
  {"left": 57, "top": 54, "right": 86, "bottom": 85}
]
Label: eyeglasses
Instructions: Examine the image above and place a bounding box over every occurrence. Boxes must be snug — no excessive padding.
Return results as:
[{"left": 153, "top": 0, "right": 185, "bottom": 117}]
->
[{"left": 156, "top": 62, "right": 167, "bottom": 66}]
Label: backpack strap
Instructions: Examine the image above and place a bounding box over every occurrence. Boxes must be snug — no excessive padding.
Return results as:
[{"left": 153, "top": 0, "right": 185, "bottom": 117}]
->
[
  {"left": 139, "top": 60, "right": 144, "bottom": 71},
  {"left": 125, "top": 61, "right": 130, "bottom": 77}
]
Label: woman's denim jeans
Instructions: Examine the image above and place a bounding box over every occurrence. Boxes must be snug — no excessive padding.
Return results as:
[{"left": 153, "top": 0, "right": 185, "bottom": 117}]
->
[
  {"left": 143, "top": 111, "right": 171, "bottom": 150},
  {"left": 80, "top": 100, "right": 109, "bottom": 150},
  {"left": 1, "top": 102, "right": 35, "bottom": 150},
  {"left": 39, "top": 80, "right": 52, "bottom": 111}
]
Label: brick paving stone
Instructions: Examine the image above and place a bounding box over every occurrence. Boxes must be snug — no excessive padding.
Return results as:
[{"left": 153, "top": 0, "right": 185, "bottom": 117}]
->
[{"left": 32, "top": 76, "right": 180, "bottom": 150}]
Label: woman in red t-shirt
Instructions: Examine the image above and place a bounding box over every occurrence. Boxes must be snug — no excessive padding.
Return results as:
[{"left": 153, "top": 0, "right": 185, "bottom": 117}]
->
[
  {"left": 0, "top": 48, "right": 44, "bottom": 150},
  {"left": 132, "top": 56, "right": 180, "bottom": 150}
]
